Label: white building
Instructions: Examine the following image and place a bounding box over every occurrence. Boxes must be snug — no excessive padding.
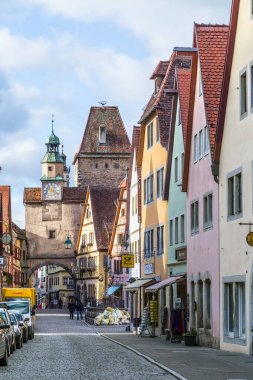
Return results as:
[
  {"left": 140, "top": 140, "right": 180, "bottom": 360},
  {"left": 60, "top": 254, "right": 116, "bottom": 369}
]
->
[{"left": 214, "top": 0, "right": 253, "bottom": 354}]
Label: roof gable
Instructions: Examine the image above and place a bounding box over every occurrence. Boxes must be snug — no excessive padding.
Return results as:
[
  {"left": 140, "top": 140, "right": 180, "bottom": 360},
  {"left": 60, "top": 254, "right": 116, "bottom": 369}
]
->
[
  {"left": 75, "top": 106, "right": 131, "bottom": 160},
  {"left": 194, "top": 24, "right": 229, "bottom": 160}
]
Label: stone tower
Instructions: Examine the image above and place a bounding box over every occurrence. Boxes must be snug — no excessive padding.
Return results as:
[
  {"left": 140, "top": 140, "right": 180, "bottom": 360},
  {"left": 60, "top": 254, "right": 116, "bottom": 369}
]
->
[{"left": 73, "top": 106, "right": 131, "bottom": 188}]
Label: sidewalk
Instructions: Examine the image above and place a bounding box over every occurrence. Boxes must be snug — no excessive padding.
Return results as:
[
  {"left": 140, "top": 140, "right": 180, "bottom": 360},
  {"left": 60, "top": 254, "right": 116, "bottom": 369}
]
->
[{"left": 102, "top": 333, "right": 253, "bottom": 380}]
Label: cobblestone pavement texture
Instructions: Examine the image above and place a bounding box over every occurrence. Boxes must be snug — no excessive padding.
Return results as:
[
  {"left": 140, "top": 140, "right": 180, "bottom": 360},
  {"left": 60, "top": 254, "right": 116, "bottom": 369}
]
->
[
  {"left": 0, "top": 308, "right": 177, "bottom": 380},
  {"left": 104, "top": 333, "right": 253, "bottom": 380}
]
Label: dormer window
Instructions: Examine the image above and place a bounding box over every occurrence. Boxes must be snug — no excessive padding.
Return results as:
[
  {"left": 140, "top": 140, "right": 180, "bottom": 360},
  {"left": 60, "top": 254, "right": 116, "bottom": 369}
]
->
[
  {"left": 155, "top": 77, "right": 162, "bottom": 94},
  {"left": 99, "top": 126, "right": 106, "bottom": 144}
]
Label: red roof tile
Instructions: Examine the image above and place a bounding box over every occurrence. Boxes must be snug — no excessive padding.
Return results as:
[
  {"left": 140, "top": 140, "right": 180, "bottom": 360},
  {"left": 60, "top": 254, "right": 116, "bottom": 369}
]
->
[
  {"left": 194, "top": 24, "right": 229, "bottom": 159},
  {"left": 176, "top": 68, "right": 192, "bottom": 147},
  {"left": 23, "top": 187, "right": 86, "bottom": 203},
  {"left": 150, "top": 61, "right": 169, "bottom": 79}
]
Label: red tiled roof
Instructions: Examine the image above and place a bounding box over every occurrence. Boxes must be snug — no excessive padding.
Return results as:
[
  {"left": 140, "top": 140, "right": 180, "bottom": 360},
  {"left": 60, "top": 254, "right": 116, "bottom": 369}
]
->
[
  {"left": 23, "top": 187, "right": 86, "bottom": 203},
  {"left": 90, "top": 186, "right": 119, "bottom": 250},
  {"left": 74, "top": 107, "right": 131, "bottom": 163},
  {"left": 150, "top": 61, "right": 169, "bottom": 79},
  {"left": 194, "top": 24, "right": 229, "bottom": 159},
  {"left": 139, "top": 52, "right": 192, "bottom": 148},
  {"left": 177, "top": 68, "right": 192, "bottom": 147}
]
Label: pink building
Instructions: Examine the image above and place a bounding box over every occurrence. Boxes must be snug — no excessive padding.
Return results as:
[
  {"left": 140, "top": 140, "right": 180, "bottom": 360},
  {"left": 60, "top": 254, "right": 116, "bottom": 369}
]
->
[{"left": 183, "top": 24, "right": 228, "bottom": 348}]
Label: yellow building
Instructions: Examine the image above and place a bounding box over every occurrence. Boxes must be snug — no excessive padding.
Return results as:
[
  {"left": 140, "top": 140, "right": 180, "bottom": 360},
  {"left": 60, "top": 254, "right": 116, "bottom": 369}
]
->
[
  {"left": 137, "top": 51, "right": 193, "bottom": 333},
  {"left": 75, "top": 186, "right": 119, "bottom": 305}
]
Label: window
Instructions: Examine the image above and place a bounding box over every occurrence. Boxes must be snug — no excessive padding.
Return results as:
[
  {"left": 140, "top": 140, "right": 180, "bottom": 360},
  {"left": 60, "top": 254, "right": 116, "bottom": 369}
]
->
[
  {"left": 114, "top": 259, "right": 122, "bottom": 274},
  {"left": 197, "top": 280, "right": 203, "bottom": 328},
  {"left": 144, "top": 174, "right": 154, "bottom": 204},
  {"left": 227, "top": 171, "right": 242, "bottom": 219},
  {"left": 176, "top": 102, "right": 181, "bottom": 126},
  {"left": 157, "top": 225, "right": 164, "bottom": 256},
  {"left": 88, "top": 284, "right": 95, "bottom": 299},
  {"left": 156, "top": 122, "right": 159, "bottom": 142},
  {"left": 181, "top": 153, "right": 184, "bottom": 179},
  {"left": 48, "top": 166, "right": 53, "bottom": 172},
  {"left": 191, "top": 201, "right": 199, "bottom": 234},
  {"left": 81, "top": 234, "right": 87, "bottom": 246},
  {"left": 174, "top": 157, "right": 178, "bottom": 182},
  {"left": 240, "top": 70, "right": 247, "bottom": 118},
  {"left": 63, "top": 277, "right": 74, "bottom": 285},
  {"left": 132, "top": 196, "right": 135, "bottom": 216},
  {"left": 105, "top": 163, "right": 109, "bottom": 168},
  {"left": 199, "top": 129, "right": 203, "bottom": 159},
  {"left": 89, "top": 232, "right": 94, "bottom": 245},
  {"left": 224, "top": 281, "right": 245, "bottom": 339},
  {"left": 135, "top": 240, "right": 139, "bottom": 263},
  {"left": 205, "top": 279, "right": 211, "bottom": 329},
  {"left": 156, "top": 168, "right": 164, "bottom": 198},
  {"left": 117, "top": 233, "right": 124, "bottom": 245},
  {"left": 199, "top": 70, "right": 203, "bottom": 96},
  {"left": 135, "top": 194, "right": 138, "bottom": 214},
  {"left": 180, "top": 214, "right": 185, "bottom": 243},
  {"left": 169, "top": 220, "right": 173, "bottom": 246},
  {"left": 121, "top": 208, "right": 125, "bottom": 217},
  {"left": 147, "top": 122, "right": 153, "bottom": 149},
  {"left": 204, "top": 193, "right": 213, "bottom": 229},
  {"left": 194, "top": 134, "right": 198, "bottom": 162},
  {"left": 99, "top": 126, "right": 106, "bottom": 143},
  {"left": 144, "top": 229, "right": 154, "bottom": 259},
  {"left": 49, "top": 230, "right": 56, "bottom": 239},
  {"left": 86, "top": 207, "right": 91, "bottom": 219},
  {"left": 204, "top": 126, "right": 209, "bottom": 155},
  {"left": 175, "top": 217, "right": 179, "bottom": 244}
]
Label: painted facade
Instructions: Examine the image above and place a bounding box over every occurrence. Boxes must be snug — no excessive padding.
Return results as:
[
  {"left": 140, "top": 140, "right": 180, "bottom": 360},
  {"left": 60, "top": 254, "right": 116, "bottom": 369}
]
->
[
  {"left": 184, "top": 24, "right": 228, "bottom": 348},
  {"left": 216, "top": 0, "right": 253, "bottom": 354},
  {"left": 108, "top": 179, "right": 129, "bottom": 307},
  {"left": 76, "top": 187, "right": 119, "bottom": 304}
]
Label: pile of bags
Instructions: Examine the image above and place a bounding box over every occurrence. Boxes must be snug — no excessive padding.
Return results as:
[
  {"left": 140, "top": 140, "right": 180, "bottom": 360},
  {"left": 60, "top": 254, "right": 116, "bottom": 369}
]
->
[{"left": 94, "top": 307, "right": 130, "bottom": 325}]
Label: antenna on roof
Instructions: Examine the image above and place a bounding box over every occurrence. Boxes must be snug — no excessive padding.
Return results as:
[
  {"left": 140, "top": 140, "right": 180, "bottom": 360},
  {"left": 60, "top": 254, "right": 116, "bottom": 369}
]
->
[{"left": 99, "top": 101, "right": 107, "bottom": 107}]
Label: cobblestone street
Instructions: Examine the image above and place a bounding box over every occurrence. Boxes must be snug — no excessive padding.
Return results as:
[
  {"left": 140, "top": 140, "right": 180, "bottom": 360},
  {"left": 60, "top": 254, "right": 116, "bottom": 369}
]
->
[{"left": 0, "top": 309, "right": 179, "bottom": 380}]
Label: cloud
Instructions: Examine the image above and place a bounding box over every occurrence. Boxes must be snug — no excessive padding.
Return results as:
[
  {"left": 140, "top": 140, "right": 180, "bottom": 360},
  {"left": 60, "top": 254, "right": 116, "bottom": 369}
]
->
[
  {"left": 0, "top": 28, "right": 51, "bottom": 72},
  {"left": 0, "top": 72, "right": 29, "bottom": 134},
  {"left": 22, "top": 0, "right": 231, "bottom": 56}
]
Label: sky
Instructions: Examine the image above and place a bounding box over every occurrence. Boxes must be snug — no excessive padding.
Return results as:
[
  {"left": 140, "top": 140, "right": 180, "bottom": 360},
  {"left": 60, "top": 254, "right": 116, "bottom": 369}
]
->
[{"left": 0, "top": 0, "right": 231, "bottom": 227}]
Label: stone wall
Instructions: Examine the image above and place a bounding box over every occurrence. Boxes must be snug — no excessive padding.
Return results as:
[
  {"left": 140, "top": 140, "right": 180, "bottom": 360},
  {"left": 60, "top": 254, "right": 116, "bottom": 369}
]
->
[{"left": 75, "top": 156, "right": 130, "bottom": 188}]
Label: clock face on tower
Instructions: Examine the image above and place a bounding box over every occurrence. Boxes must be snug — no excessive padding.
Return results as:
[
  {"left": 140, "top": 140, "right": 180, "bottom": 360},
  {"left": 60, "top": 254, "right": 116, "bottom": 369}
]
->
[{"left": 43, "top": 182, "right": 61, "bottom": 200}]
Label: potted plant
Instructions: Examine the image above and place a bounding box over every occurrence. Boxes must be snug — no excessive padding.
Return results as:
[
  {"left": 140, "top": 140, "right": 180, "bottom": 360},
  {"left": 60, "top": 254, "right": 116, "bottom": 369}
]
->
[{"left": 183, "top": 329, "right": 197, "bottom": 346}]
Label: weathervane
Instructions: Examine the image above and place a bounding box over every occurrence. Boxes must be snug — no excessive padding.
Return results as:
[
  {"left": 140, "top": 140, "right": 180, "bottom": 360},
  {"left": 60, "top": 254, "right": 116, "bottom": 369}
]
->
[{"left": 99, "top": 101, "right": 107, "bottom": 107}]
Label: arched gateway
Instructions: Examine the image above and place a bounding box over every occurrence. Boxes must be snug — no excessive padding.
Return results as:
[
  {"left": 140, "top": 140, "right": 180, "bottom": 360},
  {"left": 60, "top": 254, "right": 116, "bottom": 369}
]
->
[{"left": 23, "top": 125, "right": 86, "bottom": 285}]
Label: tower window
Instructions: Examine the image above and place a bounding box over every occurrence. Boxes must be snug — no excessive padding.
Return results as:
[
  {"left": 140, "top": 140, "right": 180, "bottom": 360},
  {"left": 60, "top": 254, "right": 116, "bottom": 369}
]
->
[
  {"left": 99, "top": 126, "right": 106, "bottom": 144},
  {"left": 105, "top": 163, "right": 109, "bottom": 168},
  {"left": 95, "top": 163, "right": 98, "bottom": 169},
  {"left": 48, "top": 166, "right": 53, "bottom": 171}
]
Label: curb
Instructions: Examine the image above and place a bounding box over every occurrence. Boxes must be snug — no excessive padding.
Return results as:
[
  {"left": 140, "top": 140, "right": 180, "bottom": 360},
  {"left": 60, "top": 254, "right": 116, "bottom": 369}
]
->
[{"left": 99, "top": 333, "right": 188, "bottom": 380}]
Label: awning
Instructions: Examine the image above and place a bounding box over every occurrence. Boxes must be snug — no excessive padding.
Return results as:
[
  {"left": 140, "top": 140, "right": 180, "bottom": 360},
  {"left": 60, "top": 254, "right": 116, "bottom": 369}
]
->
[
  {"left": 145, "top": 275, "right": 185, "bottom": 292},
  {"left": 124, "top": 278, "right": 155, "bottom": 291},
  {"left": 108, "top": 285, "right": 121, "bottom": 295}
]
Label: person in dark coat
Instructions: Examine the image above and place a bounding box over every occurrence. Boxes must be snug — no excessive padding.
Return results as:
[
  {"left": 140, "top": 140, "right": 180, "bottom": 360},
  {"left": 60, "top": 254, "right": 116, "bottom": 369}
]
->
[
  {"left": 75, "top": 300, "right": 84, "bottom": 320},
  {"left": 68, "top": 300, "right": 75, "bottom": 320}
]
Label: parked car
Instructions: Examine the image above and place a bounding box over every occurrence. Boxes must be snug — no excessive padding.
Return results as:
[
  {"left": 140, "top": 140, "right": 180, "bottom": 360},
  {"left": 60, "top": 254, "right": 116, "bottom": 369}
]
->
[
  {"left": 10, "top": 310, "right": 28, "bottom": 344},
  {"left": 0, "top": 311, "right": 9, "bottom": 366},
  {"left": 0, "top": 308, "right": 15, "bottom": 356},
  {"left": 8, "top": 312, "right": 23, "bottom": 349}
]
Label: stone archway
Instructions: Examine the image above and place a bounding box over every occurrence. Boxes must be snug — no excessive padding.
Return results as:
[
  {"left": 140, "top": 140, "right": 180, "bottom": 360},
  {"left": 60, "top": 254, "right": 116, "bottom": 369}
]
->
[{"left": 26, "top": 257, "right": 76, "bottom": 280}]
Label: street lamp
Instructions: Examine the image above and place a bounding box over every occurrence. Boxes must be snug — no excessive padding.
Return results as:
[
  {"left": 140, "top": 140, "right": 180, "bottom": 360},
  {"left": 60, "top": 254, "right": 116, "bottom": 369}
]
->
[{"left": 64, "top": 234, "right": 72, "bottom": 249}]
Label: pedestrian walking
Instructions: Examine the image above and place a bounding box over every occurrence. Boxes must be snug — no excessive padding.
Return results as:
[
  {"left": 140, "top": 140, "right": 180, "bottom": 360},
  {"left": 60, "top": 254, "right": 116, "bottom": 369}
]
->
[
  {"left": 68, "top": 300, "right": 75, "bottom": 320},
  {"left": 76, "top": 300, "right": 84, "bottom": 320}
]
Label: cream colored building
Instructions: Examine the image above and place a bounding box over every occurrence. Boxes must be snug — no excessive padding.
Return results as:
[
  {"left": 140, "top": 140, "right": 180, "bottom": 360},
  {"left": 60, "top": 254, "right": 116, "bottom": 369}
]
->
[
  {"left": 216, "top": 0, "right": 253, "bottom": 354},
  {"left": 47, "top": 265, "right": 74, "bottom": 307}
]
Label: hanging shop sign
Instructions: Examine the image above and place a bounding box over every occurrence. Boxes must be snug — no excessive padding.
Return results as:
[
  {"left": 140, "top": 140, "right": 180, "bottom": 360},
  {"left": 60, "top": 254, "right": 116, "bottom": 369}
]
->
[
  {"left": 149, "top": 300, "right": 158, "bottom": 323},
  {"left": 246, "top": 231, "right": 253, "bottom": 246},
  {"left": 121, "top": 254, "right": 134, "bottom": 268},
  {"left": 144, "top": 263, "right": 154, "bottom": 275}
]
